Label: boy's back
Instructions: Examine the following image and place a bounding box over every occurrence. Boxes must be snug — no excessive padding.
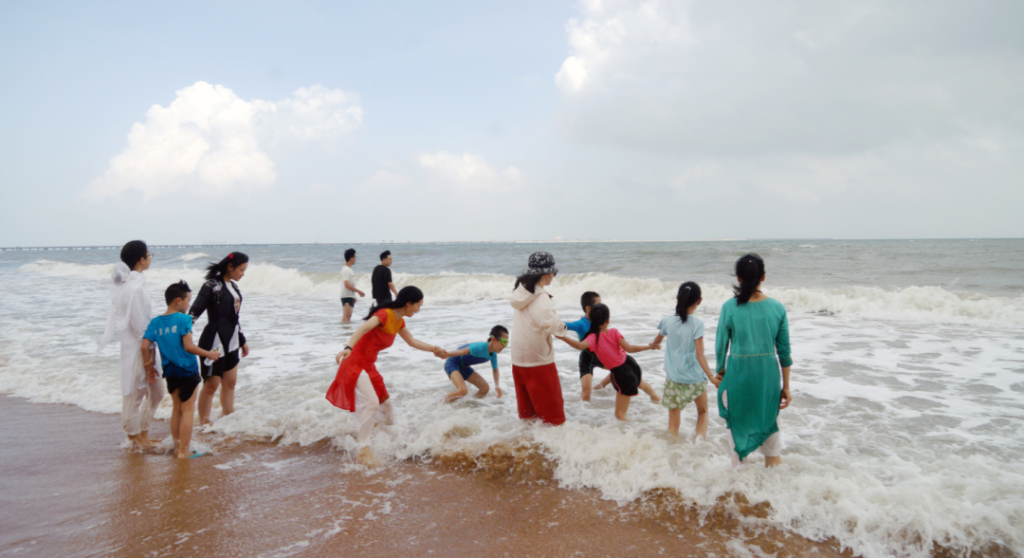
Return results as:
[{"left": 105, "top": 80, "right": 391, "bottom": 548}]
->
[{"left": 144, "top": 313, "right": 200, "bottom": 376}]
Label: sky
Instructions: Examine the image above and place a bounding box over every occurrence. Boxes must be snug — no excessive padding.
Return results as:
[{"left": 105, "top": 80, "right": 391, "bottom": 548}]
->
[{"left": 1, "top": 0, "right": 1022, "bottom": 246}]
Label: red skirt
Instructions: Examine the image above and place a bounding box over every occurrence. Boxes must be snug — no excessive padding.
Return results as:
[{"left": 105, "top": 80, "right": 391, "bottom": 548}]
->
[{"left": 325, "top": 358, "right": 389, "bottom": 412}]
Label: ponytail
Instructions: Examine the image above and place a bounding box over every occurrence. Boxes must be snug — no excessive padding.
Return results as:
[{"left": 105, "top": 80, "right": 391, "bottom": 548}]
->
[
  {"left": 584, "top": 303, "right": 610, "bottom": 351},
  {"left": 205, "top": 251, "right": 249, "bottom": 281},
  {"left": 732, "top": 253, "right": 764, "bottom": 304},
  {"left": 675, "top": 281, "right": 701, "bottom": 323},
  {"left": 364, "top": 285, "right": 424, "bottom": 321}
]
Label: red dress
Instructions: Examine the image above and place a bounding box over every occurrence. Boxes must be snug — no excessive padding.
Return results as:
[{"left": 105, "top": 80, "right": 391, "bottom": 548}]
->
[{"left": 325, "top": 309, "right": 405, "bottom": 412}]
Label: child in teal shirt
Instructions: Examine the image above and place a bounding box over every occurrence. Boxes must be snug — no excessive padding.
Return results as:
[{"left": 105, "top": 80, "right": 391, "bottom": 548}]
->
[
  {"left": 141, "top": 281, "right": 220, "bottom": 458},
  {"left": 441, "top": 325, "right": 508, "bottom": 403},
  {"left": 651, "top": 282, "right": 719, "bottom": 441}
]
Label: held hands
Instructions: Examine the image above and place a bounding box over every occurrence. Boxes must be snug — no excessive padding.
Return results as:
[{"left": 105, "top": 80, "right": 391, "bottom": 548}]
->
[
  {"left": 495, "top": 386, "right": 503, "bottom": 398},
  {"left": 709, "top": 374, "right": 722, "bottom": 388},
  {"left": 431, "top": 346, "right": 448, "bottom": 359},
  {"left": 648, "top": 342, "right": 661, "bottom": 351}
]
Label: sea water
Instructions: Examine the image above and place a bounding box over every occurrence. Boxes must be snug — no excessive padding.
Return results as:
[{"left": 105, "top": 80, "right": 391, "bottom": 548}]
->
[{"left": 0, "top": 239, "right": 1022, "bottom": 558}]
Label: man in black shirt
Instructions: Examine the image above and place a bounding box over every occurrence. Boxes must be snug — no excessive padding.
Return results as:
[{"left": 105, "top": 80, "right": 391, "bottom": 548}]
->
[{"left": 371, "top": 250, "right": 397, "bottom": 305}]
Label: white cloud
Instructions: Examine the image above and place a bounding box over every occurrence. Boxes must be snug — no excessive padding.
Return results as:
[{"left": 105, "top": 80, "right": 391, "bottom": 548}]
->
[
  {"left": 418, "top": 151, "right": 523, "bottom": 190},
  {"left": 87, "top": 81, "right": 362, "bottom": 199},
  {"left": 555, "top": 1, "right": 1024, "bottom": 156}
]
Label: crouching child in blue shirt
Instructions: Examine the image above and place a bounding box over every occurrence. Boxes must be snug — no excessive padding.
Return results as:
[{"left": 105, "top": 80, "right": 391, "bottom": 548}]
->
[
  {"left": 141, "top": 281, "right": 220, "bottom": 459},
  {"left": 441, "top": 325, "right": 508, "bottom": 403}
]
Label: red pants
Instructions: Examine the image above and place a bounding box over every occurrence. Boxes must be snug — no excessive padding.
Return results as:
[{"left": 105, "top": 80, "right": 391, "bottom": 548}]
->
[{"left": 512, "top": 363, "right": 565, "bottom": 426}]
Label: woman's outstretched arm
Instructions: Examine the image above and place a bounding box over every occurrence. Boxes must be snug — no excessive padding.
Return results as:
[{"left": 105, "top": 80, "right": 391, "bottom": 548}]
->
[{"left": 398, "top": 327, "right": 447, "bottom": 358}]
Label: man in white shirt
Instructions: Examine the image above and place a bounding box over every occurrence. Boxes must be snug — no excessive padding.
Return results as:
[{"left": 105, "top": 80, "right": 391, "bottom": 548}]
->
[{"left": 340, "top": 248, "right": 365, "bottom": 323}]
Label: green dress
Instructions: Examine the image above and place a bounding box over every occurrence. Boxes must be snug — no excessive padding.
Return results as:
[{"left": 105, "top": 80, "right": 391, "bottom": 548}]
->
[{"left": 715, "top": 297, "right": 792, "bottom": 461}]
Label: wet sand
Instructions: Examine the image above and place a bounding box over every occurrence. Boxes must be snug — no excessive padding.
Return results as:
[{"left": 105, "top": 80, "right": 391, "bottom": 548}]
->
[{"left": 0, "top": 396, "right": 852, "bottom": 558}]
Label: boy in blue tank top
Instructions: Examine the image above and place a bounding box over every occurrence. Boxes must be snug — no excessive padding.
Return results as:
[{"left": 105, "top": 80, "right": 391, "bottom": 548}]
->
[
  {"left": 141, "top": 281, "right": 221, "bottom": 458},
  {"left": 441, "top": 325, "right": 508, "bottom": 403}
]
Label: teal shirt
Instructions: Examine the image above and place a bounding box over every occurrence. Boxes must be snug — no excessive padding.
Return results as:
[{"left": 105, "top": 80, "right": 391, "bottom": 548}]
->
[
  {"left": 715, "top": 297, "right": 792, "bottom": 461},
  {"left": 459, "top": 342, "right": 499, "bottom": 370},
  {"left": 658, "top": 314, "right": 706, "bottom": 384}
]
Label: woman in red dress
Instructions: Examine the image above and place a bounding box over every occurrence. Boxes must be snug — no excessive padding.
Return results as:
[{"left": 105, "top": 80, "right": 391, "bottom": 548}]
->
[{"left": 326, "top": 286, "right": 446, "bottom": 465}]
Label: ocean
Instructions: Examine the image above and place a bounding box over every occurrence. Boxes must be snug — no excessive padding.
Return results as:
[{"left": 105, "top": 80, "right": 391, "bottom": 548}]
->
[{"left": 1, "top": 239, "right": 1022, "bottom": 558}]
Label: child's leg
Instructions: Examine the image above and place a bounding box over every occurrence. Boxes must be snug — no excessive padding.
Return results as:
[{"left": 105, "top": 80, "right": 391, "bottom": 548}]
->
[
  {"left": 580, "top": 373, "right": 593, "bottom": 401},
  {"left": 177, "top": 387, "right": 198, "bottom": 458},
  {"left": 198, "top": 376, "right": 220, "bottom": 424},
  {"left": 694, "top": 391, "right": 709, "bottom": 441},
  {"left": 614, "top": 393, "right": 631, "bottom": 421},
  {"left": 668, "top": 408, "right": 681, "bottom": 436},
  {"left": 597, "top": 373, "right": 612, "bottom": 389},
  {"left": 445, "top": 371, "right": 469, "bottom": 403},
  {"left": 465, "top": 373, "right": 490, "bottom": 399},
  {"left": 639, "top": 380, "right": 661, "bottom": 404},
  {"left": 170, "top": 390, "right": 183, "bottom": 449},
  {"left": 220, "top": 366, "right": 238, "bottom": 416}
]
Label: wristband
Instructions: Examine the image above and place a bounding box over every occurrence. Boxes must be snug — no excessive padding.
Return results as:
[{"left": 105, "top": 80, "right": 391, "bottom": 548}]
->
[{"left": 344, "top": 345, "right": 352, "bottom": 351}]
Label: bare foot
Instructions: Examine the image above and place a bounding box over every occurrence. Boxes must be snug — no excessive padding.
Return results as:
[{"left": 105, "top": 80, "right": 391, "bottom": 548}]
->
[
  {"left": 581, "top": 393, "right": 591, "bottom": 402},
  {"left": 649, "top": 394, "right": 662, "bottom": 404},
  {"left": 357, "top": 447, "right": 381, "bottom": 468}
]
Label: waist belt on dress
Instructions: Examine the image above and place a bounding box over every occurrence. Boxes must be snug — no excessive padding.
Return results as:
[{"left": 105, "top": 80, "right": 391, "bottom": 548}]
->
[{"left": 730, "top": 353, "right": 776, "bottom": 358}]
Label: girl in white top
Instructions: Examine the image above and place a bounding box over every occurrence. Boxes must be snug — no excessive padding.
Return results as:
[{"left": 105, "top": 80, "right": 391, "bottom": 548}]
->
[{"left": 98, "top": 240, "right": 164, "bottom": 449}]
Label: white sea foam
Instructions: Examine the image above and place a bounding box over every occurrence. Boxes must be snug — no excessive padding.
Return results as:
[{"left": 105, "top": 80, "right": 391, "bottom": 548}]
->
[
  {"left": 3, "top": 258, "right": 1024, "bottom": 557},
  {"left": 18, "top": 259, "right": 1024, "bottom": 325},
  {"left": 179, "top": 252, "right": 209, "bottom": 262}
]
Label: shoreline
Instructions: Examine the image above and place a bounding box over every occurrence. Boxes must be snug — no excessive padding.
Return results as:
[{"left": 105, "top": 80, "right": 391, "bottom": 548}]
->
[{"left": 0, "top": 395, "right": 856, "bottom": 558}]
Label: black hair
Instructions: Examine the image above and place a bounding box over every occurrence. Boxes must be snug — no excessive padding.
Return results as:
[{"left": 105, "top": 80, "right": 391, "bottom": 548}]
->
[
  {"left": 344, "top": 248, "right": 356, "bottom": 262},
  {"left": 379, "top": 250, "right": 391, "bottom": 262},
  {"left": 364, "top": 285, "right": 424, "bottom": 320},
  {"left": 581, "top": 291, "right": 600, "bottom": 312},
  {"left": 675, "top": 282, "right": 701, "bottom": 323},
  {"left": 120, "top": 240, "right": 148, "bottom": 270},
  {"left": 733, "top": 253, "right": 765, "bottom": 304},
  {"left": 205, "top": 251, "right": 250, "bottom": 281},
  {"left": 488, "top": 325, "right": 509, "bottom": 341},
  {"left": 583, "top": 303, "right": 610, "bottom": 351},
  {"left": 164, "top": 280, "right": 191, "bottom": 305},
  {"left": 514, "top": 273, "right": 544, "bottom": 294}
]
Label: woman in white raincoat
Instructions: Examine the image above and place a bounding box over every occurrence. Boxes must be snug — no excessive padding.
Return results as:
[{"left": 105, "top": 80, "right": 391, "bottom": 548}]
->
[{"left": 97, "top": 240, "right": 164, "bottom": 449}]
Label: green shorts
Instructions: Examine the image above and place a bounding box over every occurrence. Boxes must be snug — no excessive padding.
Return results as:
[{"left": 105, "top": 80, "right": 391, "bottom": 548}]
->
[{"left": 661, "top": 379, "right": 706, "bottom": 410}]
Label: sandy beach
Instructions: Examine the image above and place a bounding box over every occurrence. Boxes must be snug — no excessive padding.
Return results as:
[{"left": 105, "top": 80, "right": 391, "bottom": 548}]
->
[{"left": 0, "top": 395, "right": 858, "bottom": 558}]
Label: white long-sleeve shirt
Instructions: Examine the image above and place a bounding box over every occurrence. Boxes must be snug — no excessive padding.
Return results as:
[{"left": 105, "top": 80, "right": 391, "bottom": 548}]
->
[
  {"left": 509, "top": 284, "right": 569, "bottom": 367},
  {"left": 99, "top": 264, "right": 152, "bottom": 396}
]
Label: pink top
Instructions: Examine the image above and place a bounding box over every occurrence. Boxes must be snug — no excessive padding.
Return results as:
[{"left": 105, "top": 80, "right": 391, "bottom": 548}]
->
[{"left": 584, "top": 328, "right": 627, "bottom": 369}]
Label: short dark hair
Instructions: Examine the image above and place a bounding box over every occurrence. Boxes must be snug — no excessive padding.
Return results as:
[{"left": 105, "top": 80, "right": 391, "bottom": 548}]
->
[
  {"left": 489, "top": 325, "right": 509, "bottom": 340},
  {"left": 120, "top": 240, "right": 148, "bottom": 270},
  {"left": 344, "top": 248, "right": 356, "bottom": 262},
  {"left": 380, "top": 250, "right": 391, "bottom": 262},
  {"left": 581, "top": 291, "right": 600, "bottom": 312},
  {"left": 165, "top": 280, "right": 191, "bottom": 305}
]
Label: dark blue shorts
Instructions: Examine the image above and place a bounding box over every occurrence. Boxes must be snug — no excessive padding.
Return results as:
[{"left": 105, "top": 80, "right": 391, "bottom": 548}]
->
[
  {"left": 444, "top": 358, "right": 476, "bottom": 381},
  {"left": 341, "top": 297, "right": 356, "bottom": 307}
]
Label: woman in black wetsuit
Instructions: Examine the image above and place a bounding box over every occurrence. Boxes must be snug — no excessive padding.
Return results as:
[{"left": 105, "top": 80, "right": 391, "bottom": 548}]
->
[{"left": 189, "top": 252, "right": 250, "bottom": 425}]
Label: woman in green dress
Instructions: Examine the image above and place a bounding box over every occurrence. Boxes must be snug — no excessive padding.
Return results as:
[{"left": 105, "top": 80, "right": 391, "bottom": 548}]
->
[{"left": 715, "top": 253, "right": 792, "bottom": 467}]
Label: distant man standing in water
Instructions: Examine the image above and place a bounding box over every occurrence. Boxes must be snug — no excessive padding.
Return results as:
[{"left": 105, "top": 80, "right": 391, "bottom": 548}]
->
[
  {"left": 340, "top": 248, "right": 365, "bottom": 324},
  {"left": 371, "top": 250, "right": 397, "bottom": 306}
]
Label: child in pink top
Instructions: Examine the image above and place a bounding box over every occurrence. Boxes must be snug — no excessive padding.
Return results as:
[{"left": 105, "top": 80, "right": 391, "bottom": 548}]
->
[{"left": 563, "top": 303, "right": 661, "bottom": 420}]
